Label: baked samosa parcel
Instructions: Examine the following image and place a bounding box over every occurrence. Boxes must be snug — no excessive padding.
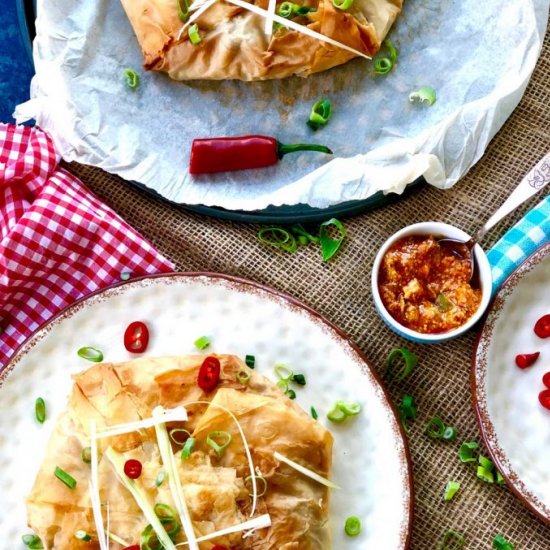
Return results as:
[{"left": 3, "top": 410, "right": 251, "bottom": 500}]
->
[
  {"left": 26, "top": 354, "right": 334, "bottom": 549},
  {"left": 120, "top": 0, "right": 403, "bottom": 80}
]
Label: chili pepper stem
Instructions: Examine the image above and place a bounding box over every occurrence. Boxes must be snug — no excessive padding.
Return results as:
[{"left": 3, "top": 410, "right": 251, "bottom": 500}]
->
[{"left": 277, "top": 142, "right": 333, "bottom": 158}]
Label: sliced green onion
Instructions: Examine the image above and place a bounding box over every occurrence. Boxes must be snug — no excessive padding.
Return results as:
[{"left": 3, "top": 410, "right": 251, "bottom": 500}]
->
[
  {"left": 81, "top": 446, "right": 92, "bottom": 464},
  {"left": 237, "top": 369, "right": 251, "bottom": 384},
  {"left": 294, "top": 5, "right": 316, "bottom": 14},
  {"left": 124, "top": 68, "right": 139, "bottom": 90},
  {"left": 22, "top": 534, "right": 43, "bottom": 549},
  {"left": 409, "top": 86, "right": 437, "bottom": 106},
  {"left": 77, "top": 346, "right": 104, "bottom": 363},
  {"left": 373, "top": 38, "right": 398, "bottom": 75},
  {"left": 285, "top": 389, "right": 297, "bottom": 400},
  {"left": 443, "top": 426, "right": 458, "bottom": 441},
  {"left": 176, "top": 0, "right": 189, "bottom": 21},
  {"left": 344, "top": 516, "right": 361, "bottom": 537},
  {"left": 276, "top": 379, "right": 289, "bottom": 392},
  {"left": 245, "top": 475, "right": 267, "bottom": 497},
  {"left": 458, "top": 441, "right": 479, "bottom": 463},
  {"left": 332, "top": 0, "right": 353, "bottom": 9},
  {"left": 327, "top": 405, "right": 347, "bottom": 423},
  {"left": 154, "top": 503, "right": 181, "bottom": 537},
  {"left": 258, "top": 227, "right": 298, "bottom": 253},
  {"left": 496, "top": 470, "right": 505, "bottom": 485},
  {"left": 319, "top": 218, "right": 346, "bottom": 262},
  {"left": 386, "top": 347, "right": 418, "bottom": 380},
  {"left": 307, "top": 99, "right": 332, "bottom": 131},
  {"left": 311, "top": 406, "right": 318, "bottom": 420},
  {"left": 492, "top": 534, "right": 514, "bottom": 550},
  {"left": 398, "top": 395, "right": 417, "bottom": 434},
  {"left": 425, "top": 417, "right": 446, "bottom": 439},
  {"left": 291, "top": 224, "right": 319, "bottom": 244},
  {"left": 188, "top": 23, "right": 201, "bottom": 45},
  {"left": 35, "top": 397, "right": 46, "bottom": 424},
  {"left": 194, "top": 335, "right": 210, "bottom": 350},
  {"left": 181, "top": 437, "right": 196, "bottom": 460},
  {"left": 278, "top": 1, "right": 295, "bottom": 17},
  {"left": 441, "top": 529, "right": 465, "bottom": 549},
  {"left": 54, "top": 466, "right": 77, "bottom": 489},
  {"left": 292, "top": 373, "right": 306, "bottom": 386},
  {"left": 169, "top": 428, "right": 191, "bottom": 447},
  {"left": 336, "top": 401, "right": 361, "bottom": 416},
  {"left": 443, "top": 481, "right": 460, "bottom": 502},
  {"left": 155, "top": 469, "right": 166, "bottom": 487},
  {"left": 74, "top": 530, "right": 92, "bottom": 542},
  {"left": 436, "top": 293, "right": 452, "bottom": 312},
  {"left": 275, "top": 364, "right": 293, "bottom": 381},
  {"left": 297, "top": 235, "right": 309, "bottom": 245},
  {"left": 374, "top": 57, "right": 393, "bottom": 75},
  {"left": 120, "top": 271, "right": 131, "bottom": 281},
  {"left": 206, "top": 430, "right": 232, "bottom": 458},
  {"left": 141, "top": 524, "right": 162, "bottom": 550},
  {"left": 245, "top": 355, "right": 256, "bottom": 368},
  {"left": 401, "top": 395, "right": 417, "bottom": 420},
  {"left": 477, "top": 455, "right": 495, "bottom": 483}
]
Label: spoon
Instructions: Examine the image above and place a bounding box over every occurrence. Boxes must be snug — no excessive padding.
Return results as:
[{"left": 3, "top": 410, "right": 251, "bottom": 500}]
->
[{"left": 438, "top": 151, "right": 550, "bottom": 280}]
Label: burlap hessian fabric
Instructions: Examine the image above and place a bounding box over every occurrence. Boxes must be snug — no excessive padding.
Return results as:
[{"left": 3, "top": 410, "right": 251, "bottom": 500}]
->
[{"left": 66, "top": 25, "right": 550, "bottom": 550}]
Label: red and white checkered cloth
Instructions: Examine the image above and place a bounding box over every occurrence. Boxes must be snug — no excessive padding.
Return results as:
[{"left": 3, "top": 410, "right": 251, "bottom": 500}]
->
[{"left": 0, "top": 124, "right": 174, "bottom": 367}]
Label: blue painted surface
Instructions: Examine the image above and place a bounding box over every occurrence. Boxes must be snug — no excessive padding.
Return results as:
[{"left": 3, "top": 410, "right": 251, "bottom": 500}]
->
[{"left": 0, "top": 0, "right": 34, "bottom": 123}]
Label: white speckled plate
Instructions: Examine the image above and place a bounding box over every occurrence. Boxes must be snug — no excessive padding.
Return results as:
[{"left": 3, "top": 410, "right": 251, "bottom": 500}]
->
[
  {"left": 0, "top": 273, "right": 412, "bottom": 549},
  {"left": 473, "top": 243, "right": 550, "bottom": 524}
]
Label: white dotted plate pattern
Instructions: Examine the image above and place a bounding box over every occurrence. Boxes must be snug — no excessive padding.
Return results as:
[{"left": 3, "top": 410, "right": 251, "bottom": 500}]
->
[
  {"left": 474, "top": 244, "right": 550, "bottom": 524},
  {"left": 0, "top": 274, "right": 412, "bottom": 549}
]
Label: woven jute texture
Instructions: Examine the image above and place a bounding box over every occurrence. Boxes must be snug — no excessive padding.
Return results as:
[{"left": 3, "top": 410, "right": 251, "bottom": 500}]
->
[{"left": 66, "top": 24, "right": 550, "bottom": 550}]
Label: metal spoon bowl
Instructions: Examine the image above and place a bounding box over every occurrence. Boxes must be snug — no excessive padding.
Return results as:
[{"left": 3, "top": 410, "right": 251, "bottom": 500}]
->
[{"left": 438, "top": 152, "right": 550, "bottom": 281}]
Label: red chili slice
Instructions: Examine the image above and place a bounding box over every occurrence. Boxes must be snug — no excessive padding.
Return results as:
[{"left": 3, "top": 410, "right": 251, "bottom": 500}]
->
[
  {"left": 534, "top": 314, "right": 550, "bottom": 338},
  {"left": 539, "top": 389, "right": 550, "bottom": 411},
  {"left": 515, "top": 352, "right": 540, "bottom": 369},
  {"left": 124, "top": 321, "right": 149, "bottom": 353},
  {"left": 124, "top": 459, "right": 142, "bottom": 479},
  {"left": 543, "top": 372, "right": 550, "bottom": 389},
  {"left": 197, "top": 356, "right": 221, "bottom": 392},
  {"left": 211, "top": 546, "right": 229, "bottom": 550},
  {"left": 123, "top": 546, "right": 140, "bottom": 550}
]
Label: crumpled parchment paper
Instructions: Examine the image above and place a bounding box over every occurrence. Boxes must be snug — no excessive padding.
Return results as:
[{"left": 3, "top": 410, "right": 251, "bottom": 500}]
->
[{"left": 15, "top": 0, "right": 549, "bottom": 210}]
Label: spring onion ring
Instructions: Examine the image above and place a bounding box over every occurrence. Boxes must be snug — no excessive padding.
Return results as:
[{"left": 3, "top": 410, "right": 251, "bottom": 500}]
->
[
  {"left": 237, "top": 369, "right": 251, "bottom": 384},
  {"left": 332, "top": 0, "right": 354, "bottom": 10},
  {"left": 155, "top": 469, "right": 167, "bottom": 487},
  {"left": 307, "top": 99, "right": 332, "bottom": 130},
  {"left": 35, "top": 397, "right": 46, "bottom": 424},
  {"left": 21, "top": 535, "right": 43, "bottom": 549},
  {"left": 124, "top": 69, "right": 139, "bottom": 90},
  {"left": 245, "top": 474, "right": 268, "bottom": 497},
  {"left": 169, "top": 428, "right": 192, "bottom": 447},
  {"left": 386, "top": 347, "right": 418, "bottom": 380},
  {"left": 177, "top": 0, "right": 189, "bottom": 21},
  {"left": 245, "top": 354, "right": 256, "bottom": 368},
  {"left": 441, "top": 529, "right": 465, "bottom": 549},
  {"left": 443, "top": 481, "right": 460, "bottom": 502},
  {"left": 206, "top": 430, "right": 233, "bottom": 458},
  {"left": 194, "top": 335, "right": 210, "bottom": 350},
  {"left": 424, "top": 417, "right": 446, "bottom": 439},
  {"left": 409, "top": 86, "right": 437, "bottom": 106},
  {"left": 77, "top": 346, "right": 104, "bottom": 363},
  {"left": 458, "top": 441, "right": 478, "bottom": 463},
  {"left": 74, "top": 530, "right": 92, "bottom": 542},
  {"left": 258, "top": 227, "right": 298, "bottom": 253},
  {"left": 319, "top": 218, "right": 346, "bottom": 262},
  {"left": 310, "top": 406, "right": 318, "bottom": 420},
  {"left": 188, "top": 24, "right": 201, "bottom": 45},
  {"left": 492, "top": 534, "right": 514, "bottom": 550},
  {"left": 344, "top": 516, "right": 361, "bottom": 537},
  {"left": 54, "top": 466, "right": 77, "bottom": 489}
]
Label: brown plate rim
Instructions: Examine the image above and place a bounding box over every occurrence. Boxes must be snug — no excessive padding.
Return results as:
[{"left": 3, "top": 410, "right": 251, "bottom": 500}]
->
[
  {"left": 471, "top": 241, "right": 550, "bottom": 525},
  {"left": 2, "top": 271, "right": 414, "bottom": 548}
]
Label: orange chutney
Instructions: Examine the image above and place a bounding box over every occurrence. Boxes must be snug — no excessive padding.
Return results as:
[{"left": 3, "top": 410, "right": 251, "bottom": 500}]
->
[{"left": 378, "top": 235, "right": 482, "bottom": 334}]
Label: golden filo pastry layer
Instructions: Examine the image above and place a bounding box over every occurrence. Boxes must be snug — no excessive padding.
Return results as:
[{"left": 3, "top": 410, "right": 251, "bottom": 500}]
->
[
  {"left": 120, "top": 0, "right": 403, "bottom": 80},
  {"left": 26, "top": 354, "right": 334, "bottom": 549}
]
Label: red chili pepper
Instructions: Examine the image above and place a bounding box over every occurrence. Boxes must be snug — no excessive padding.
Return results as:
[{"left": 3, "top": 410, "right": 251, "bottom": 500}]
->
[
  {"left": 197, "top": 356, "right": 221, "bottom": 392},
  {"left": 543, "top": 372, "right": 550, "bottom": 389},
  {"left": 515, "top": 352, "right": 540, "bottom": 369},
  {"left": 123, "top": 546, "right": 140, "bottom": 550},
  {"left": 539, "top": 389, "right": 550, "bottom": 411},
  {"left": 534, "top": 314, "right": 550, "bottom": 338},
  {"left": 124, "top": 321, "right": 149, "bottom": 353},
  {"left": 124, "top": 459, "right": 143, "bottom": 479},
  {"left": 211, "top": 546, "right": 229, "bottom": 550},
  {"left": 189, "top": 135, "right": 332, "bottom": 174}
]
